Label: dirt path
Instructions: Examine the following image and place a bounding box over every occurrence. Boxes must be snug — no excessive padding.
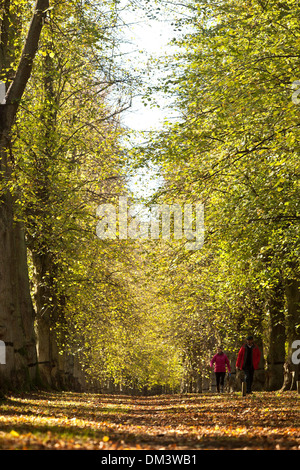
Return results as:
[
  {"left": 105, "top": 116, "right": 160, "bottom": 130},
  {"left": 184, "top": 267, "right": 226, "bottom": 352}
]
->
[{"left": 0, "top": 391, "right": 299, "bottom": 450}]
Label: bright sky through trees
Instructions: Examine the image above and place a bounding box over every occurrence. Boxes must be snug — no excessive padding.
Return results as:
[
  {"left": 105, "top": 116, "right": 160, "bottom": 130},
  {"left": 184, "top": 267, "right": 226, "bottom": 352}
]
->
[
  {"left": 118, "top": 5, "right": 179, "bottom": 200},
  {"left": 119, "top": 5, "right": 178, "bottom": 131}
]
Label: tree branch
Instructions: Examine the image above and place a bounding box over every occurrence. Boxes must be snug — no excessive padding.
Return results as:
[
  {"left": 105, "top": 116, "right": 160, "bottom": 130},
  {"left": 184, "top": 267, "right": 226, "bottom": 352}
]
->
[{"left": 4, "top": 0, "right": 49, "bottom": 128}]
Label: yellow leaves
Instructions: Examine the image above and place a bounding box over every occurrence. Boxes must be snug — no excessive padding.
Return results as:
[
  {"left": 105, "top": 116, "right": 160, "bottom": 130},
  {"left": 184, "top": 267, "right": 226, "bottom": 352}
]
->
[
  {"left": 211, "top": 424, "right": 248, "bottom": 437},
  {"left": 230, "top": 426, "right": 248, "bottom": 436},
  {"left": 0, "top": 391, "right": 299, "bottom": 450}
]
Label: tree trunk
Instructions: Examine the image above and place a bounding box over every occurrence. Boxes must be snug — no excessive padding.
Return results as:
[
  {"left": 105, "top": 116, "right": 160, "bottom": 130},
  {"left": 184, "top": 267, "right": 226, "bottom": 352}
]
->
[
  {"left": 281, "top": 279, "right": 300, "bottom": 391},
  {"left": 0, "top": 188, "right": 38, "bottom": 390},
  {"left": 32, "top": 251, "right": 62, "bottom": 389},
  {"left": 266, "top": 279, "right": 286, "bottom": 391},
  {"left": 0, "top": 0, "right": 49, "bottom": 391},
  {"left": 253, "top": 336, "right": 265, "bottom": 391},
  {"left": 28, "top": 47, "right": 68, "bottom": 390}
]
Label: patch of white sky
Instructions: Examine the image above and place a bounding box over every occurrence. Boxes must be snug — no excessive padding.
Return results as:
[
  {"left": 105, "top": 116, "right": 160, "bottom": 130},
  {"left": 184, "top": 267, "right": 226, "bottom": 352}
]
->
[
  {"left": 115, "top": 1, "right": 186, "bottom": 205},
  {"left": 118, "top": 3, "right": 180, "bottom": 131}
]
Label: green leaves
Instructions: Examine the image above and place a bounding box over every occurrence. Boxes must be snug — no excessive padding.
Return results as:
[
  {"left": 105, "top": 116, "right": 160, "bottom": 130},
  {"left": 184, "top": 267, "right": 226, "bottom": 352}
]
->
[{"left": 130, "top": 0, "right": 300, "bottom": 381}]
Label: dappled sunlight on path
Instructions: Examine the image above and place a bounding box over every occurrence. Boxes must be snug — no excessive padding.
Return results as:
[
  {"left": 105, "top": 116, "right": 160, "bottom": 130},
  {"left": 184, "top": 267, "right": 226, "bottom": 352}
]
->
[{"left": 0, "top": 391, "right": 299, "bottom": 450}]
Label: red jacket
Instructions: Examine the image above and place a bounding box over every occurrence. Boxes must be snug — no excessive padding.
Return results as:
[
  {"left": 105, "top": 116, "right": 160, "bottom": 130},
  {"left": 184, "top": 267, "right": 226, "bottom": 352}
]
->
[
  {"left": 236, "top": 344, "right": 260, "bottom": 370},
  {"left": 210, "top": 352, "right": 231, "bottom": 373}
]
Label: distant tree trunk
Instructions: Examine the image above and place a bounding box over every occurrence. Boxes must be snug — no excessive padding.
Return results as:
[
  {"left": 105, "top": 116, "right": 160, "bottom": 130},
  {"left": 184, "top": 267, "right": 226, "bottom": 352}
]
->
[
  {"left": 0, "top": 1, "right": 49, "bottom": 390},
  {"left": 248, "top": 298, "right": 266, "bottom": 391},
  {"left": 266, "top": 279, "right": 286, "bottom": 390},
  {"left": 31, "top": 251, "right": 63, "bottom": 389},
  {"left": 60, "top": 352, "right": 86, "bottom": 392},
  {"left": 253, "top": 336, "right": 265, "bottom": 390},
  {"left": 281, "top": 279, "right": 300, "bottom": 391}
]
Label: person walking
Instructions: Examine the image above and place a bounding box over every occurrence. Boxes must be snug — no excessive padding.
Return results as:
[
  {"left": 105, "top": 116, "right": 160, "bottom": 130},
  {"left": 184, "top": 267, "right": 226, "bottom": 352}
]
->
[
  {"left": 210, "top": 346, "right": 231, "bottom": 393},
  {"left": 236, "top": 335, "right": 261, "bottom": 394}
]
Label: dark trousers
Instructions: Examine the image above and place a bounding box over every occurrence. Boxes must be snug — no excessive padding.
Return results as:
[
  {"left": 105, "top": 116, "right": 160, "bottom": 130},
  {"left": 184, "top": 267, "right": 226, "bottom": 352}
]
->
[
  {"left": 215, "top": 372, "right": 226, "bottom": 392},
  {"left": 243, "top": 367, "right": 254, "bottom": 393}
]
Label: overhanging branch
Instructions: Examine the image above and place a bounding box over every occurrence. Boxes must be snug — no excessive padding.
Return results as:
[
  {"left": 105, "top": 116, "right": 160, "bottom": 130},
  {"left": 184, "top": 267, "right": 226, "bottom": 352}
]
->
[{"left": 4, "top": 0, "right": 49, "bottom": 128}]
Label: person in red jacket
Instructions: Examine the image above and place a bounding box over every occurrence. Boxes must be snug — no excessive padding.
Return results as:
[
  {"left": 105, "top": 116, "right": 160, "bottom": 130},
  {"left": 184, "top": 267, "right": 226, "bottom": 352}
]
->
[
  {"left": 236, "top": 336, "right": 261, "bottom": 394},
  {"left": 210, "top": 346, "right": 231, "bottom": 393}
]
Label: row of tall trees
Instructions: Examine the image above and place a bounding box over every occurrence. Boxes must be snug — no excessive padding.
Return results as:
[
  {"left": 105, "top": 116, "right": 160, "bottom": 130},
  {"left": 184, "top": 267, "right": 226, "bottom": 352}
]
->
[
  {"left": 135, "top": 0, "right": 300, "bottom": 392},
  {"left": 0, "top": 0, "right": 184, "bottom": 394},
  {"left": 0, "top": 0, "right": 299, "bottom": 395},
  {"left": 0, "top": 0, "right": 52, "bottom": 390},
  {"left": 0, "top": 0, "right": 141, "bottom": 392}
]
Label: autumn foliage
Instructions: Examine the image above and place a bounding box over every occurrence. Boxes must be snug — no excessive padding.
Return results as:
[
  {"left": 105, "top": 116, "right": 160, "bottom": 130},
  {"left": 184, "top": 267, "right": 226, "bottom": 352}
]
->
[{"left": 0, "top": 391, "right": 299, "bottom": 450}]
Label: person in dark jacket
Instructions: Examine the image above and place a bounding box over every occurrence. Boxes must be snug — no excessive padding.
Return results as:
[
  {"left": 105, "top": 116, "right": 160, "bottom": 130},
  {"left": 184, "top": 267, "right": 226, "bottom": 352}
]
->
[{"left": 236, "top": 336, "right": 260, "bottom": 394}]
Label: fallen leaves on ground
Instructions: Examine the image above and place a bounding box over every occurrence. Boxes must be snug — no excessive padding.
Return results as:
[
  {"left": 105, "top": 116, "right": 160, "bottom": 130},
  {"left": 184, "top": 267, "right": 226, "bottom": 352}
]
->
[{"left": 0, "top": 391, "right": 298, "bottom": 450}]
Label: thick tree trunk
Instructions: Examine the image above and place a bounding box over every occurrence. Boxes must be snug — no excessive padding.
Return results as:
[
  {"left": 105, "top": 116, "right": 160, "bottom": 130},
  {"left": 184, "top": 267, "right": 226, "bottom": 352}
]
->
[
  {"left": 0, "top": 0, "right": 49, "bottom": 391},
  {"left": 281, "top": 279, "right": 300, "bottom": 391},
  {"left": 14, "top": 220, "right": 38, "bottom": 379},
  {"left": 0, "top": 190, "right": 38, "bottom": 390}
]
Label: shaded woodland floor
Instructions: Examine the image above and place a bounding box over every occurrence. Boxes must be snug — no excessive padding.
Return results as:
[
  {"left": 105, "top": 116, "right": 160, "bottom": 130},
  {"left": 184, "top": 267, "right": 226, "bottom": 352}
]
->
[{"left": 0, "top": 391, "right": 298, "bottom": 450}]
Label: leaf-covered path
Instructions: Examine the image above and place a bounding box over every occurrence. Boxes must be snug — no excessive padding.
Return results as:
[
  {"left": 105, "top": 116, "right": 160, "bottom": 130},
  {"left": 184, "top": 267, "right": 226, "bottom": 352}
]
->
[{"left": 0, "top": 391, "right": 299, "bottom": 450}]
